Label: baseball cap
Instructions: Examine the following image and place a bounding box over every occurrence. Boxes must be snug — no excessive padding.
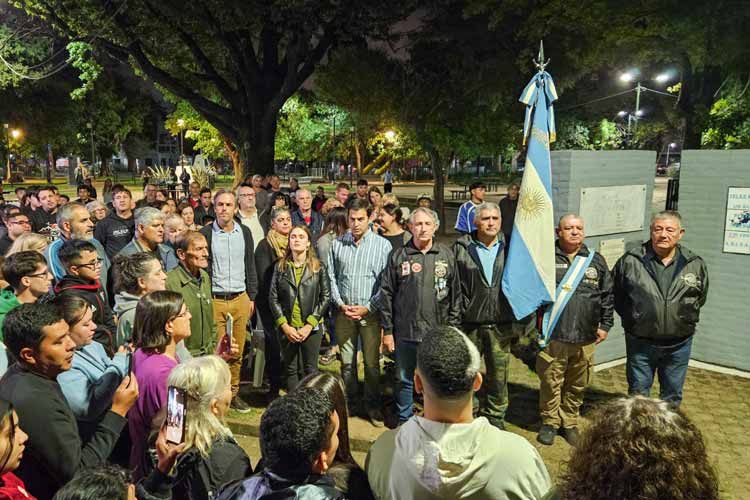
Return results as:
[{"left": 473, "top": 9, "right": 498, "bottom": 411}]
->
[{"left": 417, "top": 192, "right": 432, "bottom": 201}]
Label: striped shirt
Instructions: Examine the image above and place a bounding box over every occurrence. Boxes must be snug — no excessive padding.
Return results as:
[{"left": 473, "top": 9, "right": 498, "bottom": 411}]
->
[
  {"left": 327, "top": 229, "right": 392, "bottom": 310},
  {"left": 455, "top": 200, "right": 479, "bottom": 233}
]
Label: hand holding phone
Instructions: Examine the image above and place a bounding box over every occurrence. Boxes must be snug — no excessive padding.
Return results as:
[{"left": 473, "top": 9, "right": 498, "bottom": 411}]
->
[{"left": 166, "top": 386, "right": 187, "bottom": 445}]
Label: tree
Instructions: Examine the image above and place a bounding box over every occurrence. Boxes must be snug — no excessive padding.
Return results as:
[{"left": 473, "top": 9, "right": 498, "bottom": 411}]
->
[
  {"left": 466, "top": 0, "right": 750, "bottom": 148},
  {"left": 17, "top": 0, "right": 416, "bottom": 177}
]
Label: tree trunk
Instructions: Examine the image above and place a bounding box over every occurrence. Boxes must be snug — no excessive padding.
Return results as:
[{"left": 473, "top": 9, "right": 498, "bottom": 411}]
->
[
  {"left": 354, "top": 139, "right": 362, "bottom": 173},
  {"left": 427, "top": 145, "right": 447, "bottom": 236},
  {"left": 224, "top": 140, "right": 243, "bottom": 187}
]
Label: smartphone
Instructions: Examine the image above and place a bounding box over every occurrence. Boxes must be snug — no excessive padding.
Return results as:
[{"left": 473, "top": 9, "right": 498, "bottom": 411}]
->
[
  {"left": 126, "top": 351, "right": 133, "bottom": 376},
  {"left": 166, "top": 386, "right": 187, "bottom": 445},
  {"left": 224, "top": 313, "right": 234, "bottom": 353}
]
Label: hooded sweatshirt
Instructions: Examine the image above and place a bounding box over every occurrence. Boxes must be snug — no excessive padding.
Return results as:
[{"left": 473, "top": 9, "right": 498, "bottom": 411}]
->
[
  {"left": 0, "top": 287, "right": 20, "bottom": 342},
  {"left": 366, "top": 416, "right": 551, "bottom": 500}
]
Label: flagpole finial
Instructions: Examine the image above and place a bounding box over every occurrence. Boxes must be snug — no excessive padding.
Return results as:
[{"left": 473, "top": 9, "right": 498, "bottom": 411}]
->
[{"left": 534, "top": 40, "right": 550, "bottom": 72}]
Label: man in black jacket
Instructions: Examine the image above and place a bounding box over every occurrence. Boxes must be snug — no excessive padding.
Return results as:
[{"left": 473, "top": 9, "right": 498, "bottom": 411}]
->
[
  {"left": 536, "top": 214, "right": 613, "bottom": 446},
  {"left": 613, "top": 210, "right": 708, "bottom": 407},
  {"left": 452, "top": 202, "right": 515, "bottom": 430},
  {"left": 380, "top": 207, "right": 461, "bottom": 425},
  {"left": 200, "top": 190, "right": 257, "bottom": 412},
  {"left": 0, "top": 303, "right": 138, "bottom": 500}
]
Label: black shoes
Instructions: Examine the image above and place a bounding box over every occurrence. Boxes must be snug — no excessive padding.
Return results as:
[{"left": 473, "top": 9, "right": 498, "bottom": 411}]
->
[
  {"left": 537, "top": 424, "right": 556, "bottom": 445},
  {"left": 230, "top": 396, "right": 253, "bottom": 413},
  {"left": 560, "top": 427, "right": 580, "bottom": 447}
]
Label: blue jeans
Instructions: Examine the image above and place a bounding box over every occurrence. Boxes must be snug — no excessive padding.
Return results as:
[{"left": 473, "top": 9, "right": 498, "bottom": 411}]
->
[
  {"left": 396, "top": 340, "right": 419, "bottom": 423},
  {"left": 626, "top": 335, "right": 693, "bottom": 406}
]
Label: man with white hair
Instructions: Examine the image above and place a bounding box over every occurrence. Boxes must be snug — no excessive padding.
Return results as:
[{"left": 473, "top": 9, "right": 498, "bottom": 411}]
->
[
  {"left": 613, "top": 210, "right": 708, "bottom": 407},
  {"left": 379, "top": 207, "right": 461, "bottom": 425},
  {"left": 366, "top": 326, "right": 551, "bottom": 500},
  {"left": 291, "top": 188, "right": 324, "bottom": 240},
  {"left": 117, "top": 206, "right": 178, "bottom": 271}
]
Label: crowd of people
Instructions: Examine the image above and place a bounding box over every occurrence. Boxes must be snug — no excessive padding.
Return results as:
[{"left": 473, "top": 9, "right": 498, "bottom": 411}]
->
[{"left": 0, "top": 174, "right": 718, "bottom": 500}]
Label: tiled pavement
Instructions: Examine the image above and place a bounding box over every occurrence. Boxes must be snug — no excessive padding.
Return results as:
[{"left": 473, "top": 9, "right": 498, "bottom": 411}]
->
[{"left": 230, "top": 356, "right": 748, "bottom": 500}]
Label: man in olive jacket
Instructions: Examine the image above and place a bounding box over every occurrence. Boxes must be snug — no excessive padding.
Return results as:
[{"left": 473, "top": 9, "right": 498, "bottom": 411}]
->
[
  {"left": 452, "top": 202, "right": 515, "bottom": 430},
  {"left": 613, "top": 210, "right": 709, "bottom": 406},
  {"left": 379, "top": 207, "right": 461, "bottom": 424},
  {"left": 166, "top": 231, "right": 217, "bottom": 356}
]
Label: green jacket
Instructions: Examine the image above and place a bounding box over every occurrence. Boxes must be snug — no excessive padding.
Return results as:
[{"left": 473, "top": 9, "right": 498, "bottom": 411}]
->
[
  {"left": 166, "top": 264, "right": 217, "bottom": 355},
  {"left": 0, "top": 288, "right": 20, "bottom": 342}
]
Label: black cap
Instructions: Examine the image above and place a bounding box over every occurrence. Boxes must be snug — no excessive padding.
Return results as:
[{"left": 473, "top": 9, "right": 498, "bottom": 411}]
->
[{"left": 469, "top": 181, "right": 486, "bottom": 191}]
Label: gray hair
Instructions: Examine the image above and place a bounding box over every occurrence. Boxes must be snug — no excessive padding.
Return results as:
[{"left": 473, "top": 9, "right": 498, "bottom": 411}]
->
[
  {"left": 165, "top": 214, "right": 186, "bottom": 230},
  {"left": 473, "top": 202, "right": 501, "bottom": 222},
  {"left": 408, "top": 207, "right": 439, "bottom": 226},
  {"left": 134, "top": 207, "right": 164, "bottom": 228},
  {"left": 252, "top": 174, "right": 263, "bottom": 182},
  {"left": 651, "top": 210, "right": 683, "bottom": 229},
  {"left": 558, "top": 213, "right": 584, "bottom": 228},
  {"left": 56, "top": 202, "right": 87, "bottom": 227},
  {"left": 271, "top": 206, "right": 291, "bottom": 222},
  {"left": 85, "top": 200, "right": 106, "bottom": 212}
]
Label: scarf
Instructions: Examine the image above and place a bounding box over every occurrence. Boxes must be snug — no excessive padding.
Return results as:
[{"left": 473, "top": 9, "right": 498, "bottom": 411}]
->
[{"left": 267, "top": 229, "right": 289, "bottom": 259}]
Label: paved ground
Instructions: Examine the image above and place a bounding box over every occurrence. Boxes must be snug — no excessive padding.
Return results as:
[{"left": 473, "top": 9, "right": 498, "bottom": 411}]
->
[{"left": 230, "top": 356, "right": 747, "bottom": 499}]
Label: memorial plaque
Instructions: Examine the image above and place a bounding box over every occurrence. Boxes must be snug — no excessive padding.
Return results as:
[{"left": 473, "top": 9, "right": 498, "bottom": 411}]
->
[
  {"left": 597, "top": 238, "right": 626, "bottom": 270},
  {"left": 723, "top": 187, "right": 750, "bottom": 255},
  {"left": 579, "top": 185, "right": 647, "bottom": 236}
]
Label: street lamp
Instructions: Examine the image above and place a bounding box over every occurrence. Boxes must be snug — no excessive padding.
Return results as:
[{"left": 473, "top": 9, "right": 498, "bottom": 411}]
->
[
  {"left": 176, "top": 119, "right": 185, "bottom": 167},
  {"left": 665, "top": 142, "right": 678, "bottom": 167},
  {"left": 618, "top": 69, "right": 676, "bottom": 132},
  {"left": 349, "top": 126, "right": 354, "bottom": 185},
  {"left": 86, "top": 122, "right": 95, "bottom": 174},
  {"left": 384, "top": 130, "right": 395, "bottom": 142},
  {"left": 3, "top": 124, "right": 10, "bottom": 182}
]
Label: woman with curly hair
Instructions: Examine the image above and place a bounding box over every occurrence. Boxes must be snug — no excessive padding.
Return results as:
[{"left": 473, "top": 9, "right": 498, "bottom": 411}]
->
[{"left": 556, "top": 396, "right": 719, "bottom": 500}]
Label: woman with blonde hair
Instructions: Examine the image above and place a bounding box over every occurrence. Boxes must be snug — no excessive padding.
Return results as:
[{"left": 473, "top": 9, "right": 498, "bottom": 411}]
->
[
  {"left": 4, "top": 233, "right": 47, "bottom": 257},
  {"left": 167, "top": 355, "right": 252, "bottom": 498},
  {"left": 269, "top": 225, "right": 330, "bottom": 390}
]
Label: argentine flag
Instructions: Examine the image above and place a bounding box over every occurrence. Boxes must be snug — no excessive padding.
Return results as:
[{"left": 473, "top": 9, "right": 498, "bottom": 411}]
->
[{"left": 501, "top": 69, "right": 558, "bottom": 319}]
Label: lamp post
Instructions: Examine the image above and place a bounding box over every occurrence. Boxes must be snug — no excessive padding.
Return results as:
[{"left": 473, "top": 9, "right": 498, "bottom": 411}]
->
[
  {"left": 86, "top": 122, "right": 95, "bottom": 174},
  {"left": 665, "top": 142, "right": 677, "bottom": 167},
  {"left": 3, "top": 124, "right": 10, "bottom": 183},
  {"left": 619, "top": 70, "right": 676, "bottom": 132},
  {"left": 349, "top": 126, "right": 355, "bottom": 185},
  {"left": 176, "top": 118, "right": 185, "bottom": 166}
]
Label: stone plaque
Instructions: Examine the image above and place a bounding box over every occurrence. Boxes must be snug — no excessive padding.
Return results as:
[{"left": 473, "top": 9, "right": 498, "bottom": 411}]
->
[
  {"left": 579, "top": 185, "right": 647, "bottom": 236},
  {"left": 723, "top": 187, "right": 750, "bottom": 255},
  {"left": 598, "top": 238, "right": 626, "bottom": 270}
]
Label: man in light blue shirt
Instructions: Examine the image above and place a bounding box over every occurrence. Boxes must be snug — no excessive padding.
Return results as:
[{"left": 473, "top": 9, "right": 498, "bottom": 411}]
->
[{"left": 327, "top": 198, "right": 391, "bottom": 426}]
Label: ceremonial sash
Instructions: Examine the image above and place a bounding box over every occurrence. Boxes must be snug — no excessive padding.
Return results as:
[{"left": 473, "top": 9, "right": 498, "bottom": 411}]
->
[{"left": 540, "top": 252, "right": 596, "bottom": 348}]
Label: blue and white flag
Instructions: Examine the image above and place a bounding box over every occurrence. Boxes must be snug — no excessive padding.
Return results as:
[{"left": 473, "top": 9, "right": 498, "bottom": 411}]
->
[{"left": 501, "top": 70, "right": 558, "bottom": 319}]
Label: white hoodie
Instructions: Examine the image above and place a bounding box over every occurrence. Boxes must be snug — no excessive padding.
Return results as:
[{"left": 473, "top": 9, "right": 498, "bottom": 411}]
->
[{"left": 366, "top": 416, "right": 551, "bottom": 500}]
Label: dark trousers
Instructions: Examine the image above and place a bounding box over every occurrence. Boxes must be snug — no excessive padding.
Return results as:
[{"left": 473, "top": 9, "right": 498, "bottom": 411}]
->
[
  {"left": 259, "top": 307, "right": 282, "bottom": 391},
  {"left": 384, "top": 182, "right": 393, "bottom": 193},
  {"left": 279, "top": 329, "right": 322, "bottom": 390},
  {"left": 626, "top": 334, "right": 693, "bottom": 406}
]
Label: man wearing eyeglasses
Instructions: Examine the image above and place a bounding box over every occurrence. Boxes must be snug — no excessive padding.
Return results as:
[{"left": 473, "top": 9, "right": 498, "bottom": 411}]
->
[
  {"left": 54, "top": 239, "right": 118, "bottom": 356},
  {"left": 0, "top": 251, "right": 53, "bottom": 357},
  {"left": 0, "top": 208, "right": 31, "bottom": 255}
]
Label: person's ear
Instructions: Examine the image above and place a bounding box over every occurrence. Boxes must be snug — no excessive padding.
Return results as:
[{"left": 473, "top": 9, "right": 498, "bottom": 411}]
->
[
  {"left": 165, "top": 318, "right": 175, "bottom": 336},
  {"left": 176, "top": 248, "right": 186, "bottom": 261},
  {"left": 19, "top": 347, "right": 36, "bottom": 366},
  {"left": 209, "top": 397, "right": 221, "bottom": 417},
  {"left": 414, "top": 369, "right": 424, "bottom": 395},
  {"left": 127, "top": 483, "right": 136, "bottom": 500},
  {"left": 137, "top": 276, "right": 146, "bottom": 290},
  {"left": 19, "top": 276, "right": 32, "bottom": 289},
  {"left": 311, "top": 450, "right": 329, "bottom": 475},
  {"left": 473, "top": 372, "right": 483, "bottom": 393}
]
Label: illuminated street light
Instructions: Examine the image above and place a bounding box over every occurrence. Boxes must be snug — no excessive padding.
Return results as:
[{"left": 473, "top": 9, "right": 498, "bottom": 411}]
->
[
  {"left": 620, "top": 72, "right": 636, "bottom": 83},
  {"left": 635, "top": 109, "right": 644, "bottom": 117},
  {"left": 617, "top": 110, "right": 627, "bottom": 117},
  {"left": 655, "top": 73, "right": 670, "bottom": 83},
  {"left": 10, "top": 129, "right": 21, "bottom": 140},
  {"left": 384, "top": 130, "right": 396, "bottom": 141}
]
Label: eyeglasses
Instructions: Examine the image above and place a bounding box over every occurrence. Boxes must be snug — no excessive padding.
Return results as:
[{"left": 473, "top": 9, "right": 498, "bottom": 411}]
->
[
  {"left": 9, "top": 220, "right": 30, "bottom": 226},
  {"left": 26, "top": 271, "right": 50, "bottom": 280},
  {"left": 76, "top": 258, "right": 104, "bottom": 270}
]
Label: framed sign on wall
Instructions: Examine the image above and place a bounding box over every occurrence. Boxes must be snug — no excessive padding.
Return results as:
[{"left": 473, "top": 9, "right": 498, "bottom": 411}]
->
[{"left": 723, "top": 187, "right": 750, "bottom": 255}]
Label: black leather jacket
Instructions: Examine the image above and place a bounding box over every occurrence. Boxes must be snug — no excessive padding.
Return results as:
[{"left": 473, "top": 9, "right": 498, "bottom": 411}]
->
[
  {"left": 378, "top": 240, "right": 461, "bottom": 342},
  {"left": 613, "top": 242, "right": 709, "bottom": 342},
  {"left": 452, "top": 233, "right": 514, "bottom": 327},
  {"left": 550, "top": 243, "right": 614, "bottom": 344},
  {"left": 269, "top": 262, "right": 331, "bottom": 328}
]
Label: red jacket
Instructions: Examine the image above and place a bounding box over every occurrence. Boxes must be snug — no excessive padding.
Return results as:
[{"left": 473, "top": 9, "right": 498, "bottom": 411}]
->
[{"left": 0, "top": 472, "right": 34, "bottom": 499}]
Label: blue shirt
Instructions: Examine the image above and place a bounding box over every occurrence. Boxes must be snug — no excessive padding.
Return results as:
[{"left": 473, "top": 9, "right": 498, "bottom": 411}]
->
[
  {"left": 455, "top": 200, "right": 478, "bottom": 233},
  {"left": 327, "top": 230, "right": 392, "bottom": 310},
  {"left": 472, "top": 238, "right": 501, "bottom": 284},
  {"left": 210, "top": 221, "right": 246, "bottom": 293}
]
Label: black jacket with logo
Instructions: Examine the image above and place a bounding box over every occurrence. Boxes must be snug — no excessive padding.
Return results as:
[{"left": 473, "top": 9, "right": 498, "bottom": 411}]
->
[
  {"left": 269, "top": 262, "right": 331, "bottom": 328},
  {"left": 551, "top": 243, "right": 614, "bottom": 344},
  {"left": 452, "top": 233, "right": 514, "bottom": 327},
  {"left": 378, "top": 240, "right": 461, "bottom": 342},
  {"left": 613, "top": 242, "right": 709, "bottom": 342}
]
